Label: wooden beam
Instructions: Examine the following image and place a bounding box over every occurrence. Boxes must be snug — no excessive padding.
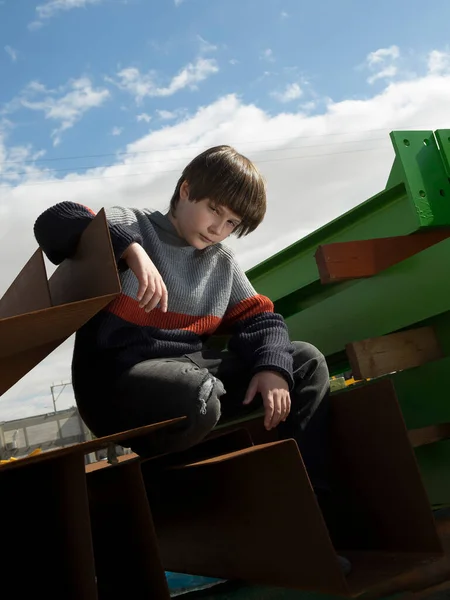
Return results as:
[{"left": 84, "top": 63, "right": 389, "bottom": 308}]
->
[
  {"left": 408, "top": 423, "right": 450, "bottom": 448},
  {"left": 315, "top": 229, "right": 450, "bottom": 284},
  {"left": 346, "top": 326, "right": 443, "bottom": 380}
]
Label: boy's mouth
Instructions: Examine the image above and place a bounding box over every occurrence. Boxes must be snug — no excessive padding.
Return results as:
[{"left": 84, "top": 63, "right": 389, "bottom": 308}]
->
[{"left": 200, "top": 234, "right": 213, "bottom": 243}]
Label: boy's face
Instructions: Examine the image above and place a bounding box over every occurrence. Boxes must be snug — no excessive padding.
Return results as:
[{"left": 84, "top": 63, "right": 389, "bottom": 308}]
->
[{"left": 171, "top": 181, "right": 242, "bottom": 249}]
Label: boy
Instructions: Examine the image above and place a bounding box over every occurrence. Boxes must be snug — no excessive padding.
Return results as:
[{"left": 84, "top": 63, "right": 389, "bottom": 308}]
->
[{"left": 34, "top": 145, "right": 330, "bottom": 493}]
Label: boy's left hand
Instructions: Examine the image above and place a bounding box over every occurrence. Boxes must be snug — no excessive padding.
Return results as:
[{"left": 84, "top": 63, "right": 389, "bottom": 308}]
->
[{"left": 243, "top": 371, "right": 291, "bottom": 431}]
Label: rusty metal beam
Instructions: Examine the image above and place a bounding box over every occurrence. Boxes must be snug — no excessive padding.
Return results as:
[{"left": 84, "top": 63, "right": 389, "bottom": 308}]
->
[
  {"left": 0, "top": 210, "right": 121, "bottom": 396},
  {"left": 1, "top": 452, "right": 98, "bottom": 600},
  {"left": 0, "top": 248, "right": 50, "bottom": 318},
  {"left": 145, "top": 439, "right": 349, "bottom": 595},
  {"left": 330, "top": 378, "right": 443, "bottom": 555},
  {"left": 87, "top": 459, "right": 170, "bottom": 600}
]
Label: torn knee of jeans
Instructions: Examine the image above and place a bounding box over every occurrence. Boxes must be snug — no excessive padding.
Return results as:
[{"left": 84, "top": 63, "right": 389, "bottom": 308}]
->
[{"left": 198, "top": 373, "right": 225, "bottom": 415}]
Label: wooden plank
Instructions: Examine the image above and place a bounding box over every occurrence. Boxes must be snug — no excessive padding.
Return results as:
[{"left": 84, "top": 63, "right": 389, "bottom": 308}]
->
[
  {"left": 346, "top": 327, "right": 443, "bottom": 380},
  {"left": 285, "top": 236, "right": 450, "bottom": 358},
  {"left": 315, "top": 229, "right": 450, "bottom": 284},
  {"left": 409, "top": 423, "right": 450, "bottom": 448}
]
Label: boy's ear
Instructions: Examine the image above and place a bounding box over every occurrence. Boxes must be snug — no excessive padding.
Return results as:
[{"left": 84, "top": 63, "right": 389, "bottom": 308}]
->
[{"left": 180, "top": 180, "right": 189, "bottom": 201}]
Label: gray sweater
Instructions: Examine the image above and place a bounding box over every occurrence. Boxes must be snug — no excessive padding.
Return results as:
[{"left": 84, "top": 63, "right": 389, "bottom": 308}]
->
[{"left": 34, "top": 201, "right": 295, "bottom": 392}]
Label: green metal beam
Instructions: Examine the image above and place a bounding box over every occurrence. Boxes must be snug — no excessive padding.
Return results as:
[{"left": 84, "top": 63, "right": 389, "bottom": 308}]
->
[
  {"left": 283, "top": 236, "right": 450, "bottom": 357},
  {"left": 248, "top": 129, "right": 450, "bottom": 303},
  {"left": 389, "top": 130, "right": 450, "bottom": 226}
]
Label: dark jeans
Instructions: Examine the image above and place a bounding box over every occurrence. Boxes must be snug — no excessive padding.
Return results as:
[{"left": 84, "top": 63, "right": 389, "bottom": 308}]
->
[{"left": 87, "top": 341, "right": 331, "bottom": 493}]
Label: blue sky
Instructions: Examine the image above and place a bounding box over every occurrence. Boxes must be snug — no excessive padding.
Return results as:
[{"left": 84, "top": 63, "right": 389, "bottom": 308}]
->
[
  {"left": 2, "top": 0, "right": 450, "bottom": 418},
  {"left": 2, "top": 0, "right": 450, "bottom": 164}
]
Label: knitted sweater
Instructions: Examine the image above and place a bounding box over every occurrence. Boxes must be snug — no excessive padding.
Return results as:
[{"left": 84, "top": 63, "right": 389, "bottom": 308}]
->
[{"left": 34, "top": 201, "right": 295, "bottom": 392}]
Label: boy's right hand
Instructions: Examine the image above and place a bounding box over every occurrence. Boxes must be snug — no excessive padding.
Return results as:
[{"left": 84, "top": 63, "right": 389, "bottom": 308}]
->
[{"left": 122, "top": 242, "right": 168, "bottom": 313}]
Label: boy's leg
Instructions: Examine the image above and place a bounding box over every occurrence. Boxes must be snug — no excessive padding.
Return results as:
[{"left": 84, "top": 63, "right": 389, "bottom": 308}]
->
[
  {"left": 186, "top": 342, "right": 331, "bottom": 493},
  {"left": 83, "top": 357, "right": 225, "bottom": 457}
]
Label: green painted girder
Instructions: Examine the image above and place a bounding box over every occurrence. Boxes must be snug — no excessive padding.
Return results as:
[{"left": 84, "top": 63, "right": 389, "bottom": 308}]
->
[
  {"left": 248, "top": 129, "right": 450, "bottom": 302},
  {"left": 283, "top": 235, "right": 450, "bottom": 358}
]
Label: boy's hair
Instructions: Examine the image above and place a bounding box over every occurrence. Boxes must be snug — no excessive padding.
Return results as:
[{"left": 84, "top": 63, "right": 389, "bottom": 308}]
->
[{"left": 170, "top": 145, "right": 266, "bottom": 237}]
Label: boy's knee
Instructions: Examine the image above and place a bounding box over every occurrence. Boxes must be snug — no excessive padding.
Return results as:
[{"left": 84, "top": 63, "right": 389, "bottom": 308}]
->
[
  {"left": 291, "top": 341, "right": 329, "bottom": 383},
  {"left": 167, "top": 371, "right": 223, "bottom": 452}
]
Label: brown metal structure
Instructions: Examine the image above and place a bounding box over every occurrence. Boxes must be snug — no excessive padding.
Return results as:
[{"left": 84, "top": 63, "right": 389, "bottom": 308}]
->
[{"left": 0, "top": 209, "right": 448, "bottom": 598}]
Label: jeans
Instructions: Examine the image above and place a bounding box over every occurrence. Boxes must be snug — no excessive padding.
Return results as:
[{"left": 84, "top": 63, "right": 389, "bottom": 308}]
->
[{"left": 82, "top": 341, "right": 331, "bottom": 493}]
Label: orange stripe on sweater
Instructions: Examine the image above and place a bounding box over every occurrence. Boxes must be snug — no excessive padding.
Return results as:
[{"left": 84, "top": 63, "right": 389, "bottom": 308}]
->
[
  {"left": 79, "top": 203, "right": 96, "bottom": 216},
  {"left": 106, "top": 294, "right": 221, "bottom": 335},
  {"left": 221, "top": 294, "right": 274, "bottom": 327}
]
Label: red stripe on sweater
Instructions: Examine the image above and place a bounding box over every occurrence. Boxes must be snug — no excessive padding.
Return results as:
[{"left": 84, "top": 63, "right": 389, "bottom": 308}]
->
[
  {"left": 79, "top": 203, "right": 96, "bottom": 216},
  {"left": 106, "top": 293, "right": 221, "bottom": 335},
  {"left": 221, "top": 294, "right": 274, "bottom": 328}
]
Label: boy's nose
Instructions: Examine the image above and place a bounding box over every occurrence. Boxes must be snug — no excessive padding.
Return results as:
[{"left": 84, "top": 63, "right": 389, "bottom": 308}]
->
[{"left": 209, "top": 221, "right": 224, "bottom": 236}]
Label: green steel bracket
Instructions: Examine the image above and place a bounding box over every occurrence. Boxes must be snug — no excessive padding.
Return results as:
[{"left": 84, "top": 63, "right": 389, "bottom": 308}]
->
[
  {"left": 390, "top": 130, "right": 450, "bottom": 227},
  {"left": 434, "top": 129, "right": 450, "bottom": 177}
]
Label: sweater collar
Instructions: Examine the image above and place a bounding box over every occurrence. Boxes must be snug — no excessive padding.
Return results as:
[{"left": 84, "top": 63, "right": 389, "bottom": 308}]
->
[{"left": 149, "top": 211, "right": 191, "bottom": 248}]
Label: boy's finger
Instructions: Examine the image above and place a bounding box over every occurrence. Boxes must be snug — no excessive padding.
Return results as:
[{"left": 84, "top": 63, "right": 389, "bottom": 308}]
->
[
  {"left": 136, "top": 274, "right": 148, "bottom": 303},
  {"left": 270, "top": 392, "right": 283, "bottom": 428},
  {"left": 264, "top": 391, "right": 274, "bottom": 430},
  {"left": 140, "top": 280, "right": 156, "bottom": 309},
  {"left": 243, "top": 377, "right": 258, "bottom": 405},
  {"left": 160, "top": 281, "right": 169, "bottom": 313},
  {"left": 145, "top": 283, "right": 162, "bottom": 313}
]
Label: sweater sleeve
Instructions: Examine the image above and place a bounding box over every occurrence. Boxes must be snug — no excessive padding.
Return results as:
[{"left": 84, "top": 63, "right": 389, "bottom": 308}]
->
[
  {"left": 33, "top": 201, "right": 144, "bottom": 266},
  {"left": 219, "top": 253, "right": 295, "bottom": 389}
]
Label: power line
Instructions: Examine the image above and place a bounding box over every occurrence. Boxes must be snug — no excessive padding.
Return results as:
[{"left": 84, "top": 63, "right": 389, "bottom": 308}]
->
[
  {"left": 0, "top": 145, "right": 390, "bottom": 188},
  {"left": 0, "top": 126, "right": 405, "bottom": 166},
  {"left": 3, "top": 137, "right": 389, "bottom": 178}
]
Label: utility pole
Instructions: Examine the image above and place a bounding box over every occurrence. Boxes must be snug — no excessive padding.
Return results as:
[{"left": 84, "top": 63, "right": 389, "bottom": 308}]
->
[{"left": 50, "top": 381, "right": 72, "bottom": 443}]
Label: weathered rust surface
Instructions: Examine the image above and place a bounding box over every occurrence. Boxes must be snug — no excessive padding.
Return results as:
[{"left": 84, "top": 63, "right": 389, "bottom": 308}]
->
[
  {"left": 0, "top": 210, "right": 120, "bottom": 397},
  {"left": 0, "top": 417, "right": 185, "bottom": 472},
  {"left": 331, "top": 378, "right": 443, "bottom": 555},
  {"left": 0, "top": 248, "right": 50, "bottom": 318},
  {"left": 87, "top": 459, "right": 170, "bottom": 600},
  {"left": 145, "top": 439, "right": 349, "bottom": 595},
  {"left": 1, "top": 452, "right": 98, "bottom": 600}
]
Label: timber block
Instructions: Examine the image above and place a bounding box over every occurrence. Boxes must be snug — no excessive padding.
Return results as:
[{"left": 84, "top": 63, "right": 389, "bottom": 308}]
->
[
  {"left": 315, "top": 229, "right": 450, "bottom": 284},
  {"left": 346, "top": 326, "right": 443, "bottom": 380}
]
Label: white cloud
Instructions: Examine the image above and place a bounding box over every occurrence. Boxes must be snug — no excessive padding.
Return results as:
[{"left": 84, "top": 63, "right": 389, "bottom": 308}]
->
[
  {"left": 156, "top": 108, "right": 186, "bottom": 120},
  {"left": 111, "top": 126, "right": 123, "bottom": 136},
  {"left": 281, "top": 10, "right": 289, "bottom": 18},
  {"left": 136, "top": 112, "right": 152, "bottom": 123},
  {"left": 271, "top": 82, "right": 303, "bottom": 103},
  {"left": 365, "top": 45, "right": 400, "bottom": 84},
  {"left": 9, "top": 77, "right": 110, "bottom": 146},
  {"left": 3, "top": 57, "right": 450, "bottom": 421},
  {"left": 4, "top": 45, "right": 17, "bottom": 62},
  {"left": 197, "top": 34, "right": 217, "bottom": 54},
  {"left": 229, "top": 59, "right": 239, "bottom": 66},
  {"left": 174, "top": 0, "right": 184, "bottom": 5},
  {"left": 108, "top": 57, "right": 218, "bottom": 104},
  {"left": 428, "top": 50, "right": 450, "bottom": 75},
  {"left": 261, "top": 48, "right": 275, "bottom": 62},
  {"left": 29, "top": 0, "right": 103, "bottom": 29},
  {"left": 367, "top": 45, "right": 400, "bottom": 66}
]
